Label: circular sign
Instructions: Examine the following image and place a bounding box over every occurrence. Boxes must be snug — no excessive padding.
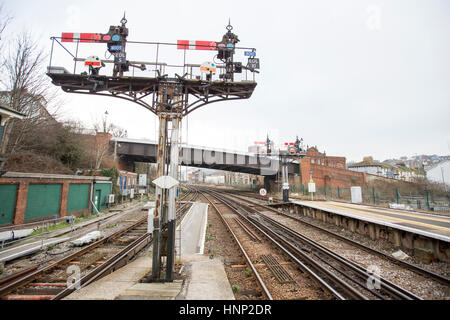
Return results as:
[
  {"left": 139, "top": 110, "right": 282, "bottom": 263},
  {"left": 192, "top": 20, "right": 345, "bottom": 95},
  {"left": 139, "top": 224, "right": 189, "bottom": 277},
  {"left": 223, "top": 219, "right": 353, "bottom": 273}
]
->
[
  {"left": 259, "top": 188, "right": 267, "bottom": 196},
  {"left": 226, "top": 43, "right": 234, "bottom": 50},
  {"left": 112, "top": 34, "right": 121, "bottom": 41}
]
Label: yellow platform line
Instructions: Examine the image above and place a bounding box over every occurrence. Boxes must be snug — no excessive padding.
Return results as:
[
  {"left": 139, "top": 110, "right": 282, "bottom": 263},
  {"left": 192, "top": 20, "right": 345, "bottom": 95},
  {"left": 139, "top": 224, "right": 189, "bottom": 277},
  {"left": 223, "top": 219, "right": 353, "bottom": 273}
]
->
[
  {"left": 328, "top": 202, "right": 450, "bottom": 223},
  {"left": 302, "top": 202, "right": 450, "bottom": 232}
]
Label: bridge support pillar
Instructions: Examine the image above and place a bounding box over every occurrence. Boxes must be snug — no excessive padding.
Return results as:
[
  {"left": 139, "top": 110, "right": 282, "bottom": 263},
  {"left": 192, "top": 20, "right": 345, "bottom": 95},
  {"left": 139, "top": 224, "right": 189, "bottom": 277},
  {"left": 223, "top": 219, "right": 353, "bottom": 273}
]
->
[{"left": 264, "top": 176, "right": 271, "bottom": 192}]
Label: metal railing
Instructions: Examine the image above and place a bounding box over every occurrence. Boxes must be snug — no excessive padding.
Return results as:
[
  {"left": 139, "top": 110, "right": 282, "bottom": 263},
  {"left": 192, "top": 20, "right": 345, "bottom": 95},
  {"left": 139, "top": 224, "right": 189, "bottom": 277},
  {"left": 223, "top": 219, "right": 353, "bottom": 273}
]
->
[
  {"left": 288, "top": 185, "right": 450, "bottom": 212},
  {"left": 0, "top": 216, "right": 76, "bottom": 250},
  {"left": 48, "top": 35, "right": 258, "bottom": 83}
]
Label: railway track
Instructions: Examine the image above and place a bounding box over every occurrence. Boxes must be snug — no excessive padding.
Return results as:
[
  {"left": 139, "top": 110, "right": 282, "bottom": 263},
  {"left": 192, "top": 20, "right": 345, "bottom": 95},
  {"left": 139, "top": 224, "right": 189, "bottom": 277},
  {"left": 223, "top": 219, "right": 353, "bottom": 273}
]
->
[
  {"left": 0, "top": 190, "right": 198, "bottom": 300},
  {"left": 0, "top": 216, "right": 150, "bottom": 300},
  {"left": 196, "top": 188, "right": 274, "bottom": 300},
  {"left": 199, "top": 187, "right": 425, "bottom": 300},
  {"left": 224, "top": 190, "right": 450, "bottom": 287},
  {"left": 176, "top": 187, "right": 199, "bottom": 223}
]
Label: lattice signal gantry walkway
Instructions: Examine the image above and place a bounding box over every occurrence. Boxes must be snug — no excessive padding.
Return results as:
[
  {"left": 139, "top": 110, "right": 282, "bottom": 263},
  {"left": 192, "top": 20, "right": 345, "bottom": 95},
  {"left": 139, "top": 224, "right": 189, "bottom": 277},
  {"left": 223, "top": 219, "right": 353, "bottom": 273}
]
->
[{"left": 47, "top": 70, "right": 257, "bottom": 115}]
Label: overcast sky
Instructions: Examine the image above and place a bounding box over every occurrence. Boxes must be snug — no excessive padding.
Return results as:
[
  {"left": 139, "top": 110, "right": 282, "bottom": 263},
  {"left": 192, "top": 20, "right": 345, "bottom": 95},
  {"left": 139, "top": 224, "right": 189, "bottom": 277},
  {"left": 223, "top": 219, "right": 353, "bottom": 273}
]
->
[{"left": 2, "top": 0, "right": 449, "bottom": 162}]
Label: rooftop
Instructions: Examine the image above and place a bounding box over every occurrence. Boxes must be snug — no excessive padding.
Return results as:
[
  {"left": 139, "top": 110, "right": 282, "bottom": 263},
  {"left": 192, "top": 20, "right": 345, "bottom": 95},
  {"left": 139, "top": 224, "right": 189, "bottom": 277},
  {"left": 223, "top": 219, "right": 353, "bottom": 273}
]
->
[{"left": 0, "top": 102, "right": 26, "bottom": 119}]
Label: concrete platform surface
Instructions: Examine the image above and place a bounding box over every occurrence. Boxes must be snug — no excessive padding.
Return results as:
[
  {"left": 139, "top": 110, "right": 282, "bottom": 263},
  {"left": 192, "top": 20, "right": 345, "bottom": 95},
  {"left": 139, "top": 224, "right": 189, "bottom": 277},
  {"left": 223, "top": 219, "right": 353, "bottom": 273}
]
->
[
  {"left": 178, "top": 202, "right": 208, "bottom": 258},
  {"left": 178, "top": 202, "right": 235, "bottom": 300},
  {"left": 181, "top": 256, "right": 235, "bottom": 300},
  {"left": 292, "top": 200, "right": 450, "bottom": 242},
  {"left": 64, "top": 202, "right": 235, "bottom": 300},
  {"left": 118, "top": 281, "right": 183, "bottom": 300},
  {"left": 64, "top": 255, "right": 152, "bottom": 300}
]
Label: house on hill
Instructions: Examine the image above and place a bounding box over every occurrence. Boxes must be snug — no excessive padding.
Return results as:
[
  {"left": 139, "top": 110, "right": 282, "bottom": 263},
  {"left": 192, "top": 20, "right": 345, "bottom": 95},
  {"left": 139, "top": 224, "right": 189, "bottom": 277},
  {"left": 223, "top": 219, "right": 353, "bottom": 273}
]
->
[
  {"left": 349, "top": 156, "right": 425, "bottom": 181},
  {"left": 0, "top": 102, "right": 26, "bottom": 163}
]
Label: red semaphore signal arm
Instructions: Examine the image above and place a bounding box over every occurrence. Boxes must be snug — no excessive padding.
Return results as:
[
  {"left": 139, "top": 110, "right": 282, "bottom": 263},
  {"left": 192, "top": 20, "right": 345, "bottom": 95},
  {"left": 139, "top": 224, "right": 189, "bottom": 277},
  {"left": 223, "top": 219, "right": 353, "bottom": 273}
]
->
[
  {"left": 61, "top": 33, "right": 112, "bottom": 43},
  {"left": 177, "top": 40, "right": 217, "bottom": 50}
]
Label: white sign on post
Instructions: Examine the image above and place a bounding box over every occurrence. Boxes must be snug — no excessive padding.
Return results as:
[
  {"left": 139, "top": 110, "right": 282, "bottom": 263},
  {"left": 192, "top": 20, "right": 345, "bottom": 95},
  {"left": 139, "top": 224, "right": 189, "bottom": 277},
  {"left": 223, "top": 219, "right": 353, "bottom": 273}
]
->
[
  {"left": 351, "top": 186, "right": 362, "bottom": 203},
  {"left": 138, "top": 174, "right": 147, "bottom": 187},
  {"left": 259, "top": 188, "right": 267, "bottom": 196},
  {"left": 152, "top": 175, "right": 179, "bottom": 189},
  {"left": 308, "top": 182, "right": 316, "bottom": 201}
]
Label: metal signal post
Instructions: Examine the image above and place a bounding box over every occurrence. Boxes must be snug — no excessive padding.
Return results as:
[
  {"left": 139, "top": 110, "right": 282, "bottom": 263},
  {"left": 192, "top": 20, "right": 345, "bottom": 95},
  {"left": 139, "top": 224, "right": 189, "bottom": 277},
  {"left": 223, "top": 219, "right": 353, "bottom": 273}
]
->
[{"left": 280, "top": 136, "right": 306, "bottom": 203}]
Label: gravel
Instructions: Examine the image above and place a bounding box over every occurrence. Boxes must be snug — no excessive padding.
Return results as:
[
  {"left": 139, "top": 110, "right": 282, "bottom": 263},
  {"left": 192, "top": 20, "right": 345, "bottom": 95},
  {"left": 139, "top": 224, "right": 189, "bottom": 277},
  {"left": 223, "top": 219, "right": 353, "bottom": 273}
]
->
[
  {"left": 0, "top": 207, "right": 147, "bottom": 280},
  {"left": 253, "top": 204, "right": 449, "bottom": 299},
  {"left": 203, "top": 194, "right": 334, "bottom": 300}
]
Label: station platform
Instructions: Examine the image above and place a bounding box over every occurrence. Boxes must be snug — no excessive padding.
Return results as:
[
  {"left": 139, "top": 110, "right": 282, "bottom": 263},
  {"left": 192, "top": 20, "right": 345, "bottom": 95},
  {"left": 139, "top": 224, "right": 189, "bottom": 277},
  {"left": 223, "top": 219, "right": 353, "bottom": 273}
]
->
[
  {"left": 286, "top": 199, "right": 450, "bottom": 262},
  {"left": 177, "top": 202, "right": 235, "bottom": 300},
  {"left": 65, "top": 202, "right": 235, "bottom": 300},
  {"left": 292, "top": 200, "right": 450, "bottom": 242}
]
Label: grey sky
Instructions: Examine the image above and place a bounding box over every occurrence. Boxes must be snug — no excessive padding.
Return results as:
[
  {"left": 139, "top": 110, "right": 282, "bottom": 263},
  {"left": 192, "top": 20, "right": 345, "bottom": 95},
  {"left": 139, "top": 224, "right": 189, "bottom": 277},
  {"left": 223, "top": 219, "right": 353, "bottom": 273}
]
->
[{"left": 2, "top": 0, "right": 449, "bottom": 162}]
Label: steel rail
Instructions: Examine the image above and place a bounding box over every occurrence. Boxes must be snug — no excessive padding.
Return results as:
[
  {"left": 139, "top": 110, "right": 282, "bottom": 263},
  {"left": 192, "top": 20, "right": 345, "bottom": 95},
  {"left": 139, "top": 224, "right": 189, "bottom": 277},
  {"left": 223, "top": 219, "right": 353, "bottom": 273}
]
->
[
  {"left": 254, "top": 212, "right": 421, "bottom": 300},
  {"left": 228, "top": 191, "right": 450, "bottom": 286},
  {"left": 1, "top": 194, "right": 198, "bottom": 300},
  {"left": 54, "top": 192, "right": 199, "bottom": 300},
  {"left": 215, "top": 190, "right": 423, "bottom": 300},
  {"left": 0, "top": 217, "right": 147, "bottom": 298},
  {"left": 52, "top": 232, "right": 152, "bottom": 300},
  {"left": 204, "top": 189, "right": 364, "bottom": 300},
  {"left": 176, "top": 187, "right": 199, "bottom": 224},
  {"left": 196, "top": 188, "right": 273, "bottom": 300},
  {"left": 0, "top": 266, "right": 38, "bottom": 288}
]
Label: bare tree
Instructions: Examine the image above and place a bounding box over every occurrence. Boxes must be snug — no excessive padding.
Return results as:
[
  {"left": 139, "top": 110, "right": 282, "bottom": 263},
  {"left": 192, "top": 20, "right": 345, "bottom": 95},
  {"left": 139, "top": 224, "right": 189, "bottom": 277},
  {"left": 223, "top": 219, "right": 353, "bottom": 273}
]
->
[
  {"left": 91, "top": 112, "right": 128, "bottom": 169},
  {"left": 93, "top": 111, "right": 128, "bottom": 138},
  {"left": 0, "top": 31, "right": 61, "bottom": 156},
  {"left": 0, "top": 4, "right": 12, "bottom": 42},
  {"left": 109, "top": 123, "right": 128, "bottom": 138}
]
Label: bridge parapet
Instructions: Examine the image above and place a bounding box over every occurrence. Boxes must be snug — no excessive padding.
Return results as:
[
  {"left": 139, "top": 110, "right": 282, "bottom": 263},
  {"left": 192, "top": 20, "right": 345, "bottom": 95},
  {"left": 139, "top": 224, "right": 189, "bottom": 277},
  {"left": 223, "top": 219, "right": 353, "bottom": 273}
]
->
[{"left": 110, "top": 137, "right": 282, "bottom": 175}]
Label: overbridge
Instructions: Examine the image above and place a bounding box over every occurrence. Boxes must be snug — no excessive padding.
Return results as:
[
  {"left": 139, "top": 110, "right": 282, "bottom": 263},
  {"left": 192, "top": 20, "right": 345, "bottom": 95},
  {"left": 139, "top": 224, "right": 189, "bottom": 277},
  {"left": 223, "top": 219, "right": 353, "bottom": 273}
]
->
[{"left": 111, "top": 137, "right": 300, "bottom": 176}]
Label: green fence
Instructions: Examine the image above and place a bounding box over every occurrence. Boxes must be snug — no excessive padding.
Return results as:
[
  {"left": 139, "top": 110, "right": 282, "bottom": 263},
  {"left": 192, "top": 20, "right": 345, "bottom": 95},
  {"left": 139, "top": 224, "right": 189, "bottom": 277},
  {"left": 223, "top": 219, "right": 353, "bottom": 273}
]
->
[
  {"left": 67, "top": 184, "right": 90, "bottom": 213},
  {"left": 0, "top": 184, "right": 18, "bottom": 224},
  {"left": 25, "top": 184, "right": 62, "bottom": 221},
  {"left": 289, "top": 184, "right": 450, "bottom": 212},
  {"left": 0, "top": 180, "right": 114, "bottom": 225}
]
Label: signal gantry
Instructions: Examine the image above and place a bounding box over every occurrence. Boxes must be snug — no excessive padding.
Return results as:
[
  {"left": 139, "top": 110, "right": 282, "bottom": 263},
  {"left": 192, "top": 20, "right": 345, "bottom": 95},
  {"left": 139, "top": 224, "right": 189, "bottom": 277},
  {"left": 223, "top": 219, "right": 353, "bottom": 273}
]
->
[{"left": 46, "top": 17, "right": 260, "bottom": 283}]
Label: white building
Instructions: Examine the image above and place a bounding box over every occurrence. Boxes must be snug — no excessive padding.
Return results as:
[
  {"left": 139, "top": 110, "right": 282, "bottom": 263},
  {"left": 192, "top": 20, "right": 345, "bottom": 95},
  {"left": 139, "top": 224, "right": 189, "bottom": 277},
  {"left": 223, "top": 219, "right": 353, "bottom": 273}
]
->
[
  {"left": 224, "top": 171, "right": 251, "bottom": 185},
  {"left": 348, "top": 156, "right": 425, "bottom": 181},
  {"left": 348, "top": 157, "right": 395, "bottom": 178},
  {"left": 426, "top": 160, "right": 450, "bottom": 186},
  {"left": 205, "top": 175, "right": 225, "bottom": 185}
]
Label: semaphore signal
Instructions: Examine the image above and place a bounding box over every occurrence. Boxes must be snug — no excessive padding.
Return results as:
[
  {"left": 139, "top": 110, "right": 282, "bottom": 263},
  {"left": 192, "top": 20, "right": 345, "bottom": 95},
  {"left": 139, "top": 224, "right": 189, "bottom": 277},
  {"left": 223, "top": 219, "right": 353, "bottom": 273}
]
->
[{"left": 46, "top": 16, "right": 260, "bottom": 283}]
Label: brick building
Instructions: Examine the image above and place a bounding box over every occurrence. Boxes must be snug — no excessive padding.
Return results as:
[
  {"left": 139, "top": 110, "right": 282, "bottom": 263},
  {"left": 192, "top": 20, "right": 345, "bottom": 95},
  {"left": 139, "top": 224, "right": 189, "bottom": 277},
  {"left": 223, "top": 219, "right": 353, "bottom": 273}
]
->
[
  {"left": 0, "top": 172, "right": 111, "bottom": 226},
  {"left": 296, "top": 147, "right": 366, "bottom": 188},
  {"left": 304, "top": 146, "right": 346, "bottom": 169},
  {"left": 117, "top": 170, "right": 138, "bottom": 196}
]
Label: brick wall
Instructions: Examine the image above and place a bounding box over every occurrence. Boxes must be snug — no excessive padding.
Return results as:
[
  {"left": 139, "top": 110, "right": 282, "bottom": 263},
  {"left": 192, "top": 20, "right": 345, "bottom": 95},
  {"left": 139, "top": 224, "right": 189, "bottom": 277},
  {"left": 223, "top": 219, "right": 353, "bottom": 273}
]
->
[
  {"left": 305, "top": 148, "right": 346, "bottom": 169},
  {"left": 0, "top": 174, "right": 109, "bottom": 226},
  {"left": 299, "top": 160, "right": 366, "bottom": 188}
]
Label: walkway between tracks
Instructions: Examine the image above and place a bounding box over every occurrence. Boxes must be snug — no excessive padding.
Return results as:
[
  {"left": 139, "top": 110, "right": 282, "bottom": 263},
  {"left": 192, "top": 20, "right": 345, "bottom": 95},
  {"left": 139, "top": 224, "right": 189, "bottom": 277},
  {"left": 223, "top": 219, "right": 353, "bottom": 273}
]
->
[{"left": 64, "top": 202, "right": 235, "bottom": 300}]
